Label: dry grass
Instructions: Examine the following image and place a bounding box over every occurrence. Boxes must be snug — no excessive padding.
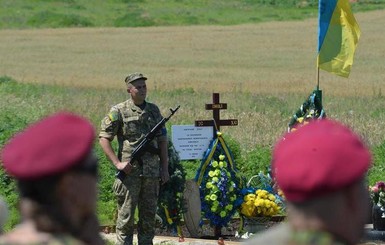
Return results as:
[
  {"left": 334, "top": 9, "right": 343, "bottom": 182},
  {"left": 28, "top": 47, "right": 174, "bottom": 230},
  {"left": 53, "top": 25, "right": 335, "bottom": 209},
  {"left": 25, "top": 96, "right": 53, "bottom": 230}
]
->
[{"left": 1, "top": 10, "right": 385, "bottom": 149}]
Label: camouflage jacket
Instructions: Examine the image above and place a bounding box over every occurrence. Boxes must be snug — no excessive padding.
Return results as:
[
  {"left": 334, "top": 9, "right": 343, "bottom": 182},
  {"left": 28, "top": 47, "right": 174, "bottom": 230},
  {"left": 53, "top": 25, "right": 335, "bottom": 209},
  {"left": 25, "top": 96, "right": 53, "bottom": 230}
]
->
[{"left": 99, "top": 100, "right": 166, "bottom": 177}]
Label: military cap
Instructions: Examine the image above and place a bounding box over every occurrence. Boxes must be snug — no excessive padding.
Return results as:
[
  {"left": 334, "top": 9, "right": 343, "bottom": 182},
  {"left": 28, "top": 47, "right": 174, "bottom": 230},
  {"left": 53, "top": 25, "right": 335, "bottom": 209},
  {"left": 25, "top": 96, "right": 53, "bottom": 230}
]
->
[
  {"left": 1, "top": 112, "right": 95, "bottom": 180},
  {"left": 272, "top": 119, "right": 371, "bottom": 202},
  {"left": 124, "top": 72, "right": 147, "bottom": 84}
]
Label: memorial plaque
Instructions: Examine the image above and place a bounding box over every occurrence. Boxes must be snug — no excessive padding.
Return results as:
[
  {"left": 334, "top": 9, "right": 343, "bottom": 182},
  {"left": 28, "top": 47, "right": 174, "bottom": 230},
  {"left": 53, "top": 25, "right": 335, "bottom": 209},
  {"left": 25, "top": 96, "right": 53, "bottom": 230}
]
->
[{"left": 172, "top": 125, "right": 213, "bottom": 160}]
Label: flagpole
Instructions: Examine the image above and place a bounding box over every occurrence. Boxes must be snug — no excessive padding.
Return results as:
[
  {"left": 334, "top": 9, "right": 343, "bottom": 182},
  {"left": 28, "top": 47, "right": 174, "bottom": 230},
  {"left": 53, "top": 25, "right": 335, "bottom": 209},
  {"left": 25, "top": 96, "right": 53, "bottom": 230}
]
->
[{"left": 316, "top": 66, "right": 320, "bottom": 90}]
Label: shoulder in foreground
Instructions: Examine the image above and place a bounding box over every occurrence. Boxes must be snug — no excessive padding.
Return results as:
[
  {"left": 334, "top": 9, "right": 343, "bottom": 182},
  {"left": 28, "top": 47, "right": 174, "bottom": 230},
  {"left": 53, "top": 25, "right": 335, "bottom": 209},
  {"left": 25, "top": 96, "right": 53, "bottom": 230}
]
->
[
  {"left": 245, "top": 222, "right": 290, "bottom": 245},
  {"left": 0, "top": 226, "right": 86, "bottom": 245}
]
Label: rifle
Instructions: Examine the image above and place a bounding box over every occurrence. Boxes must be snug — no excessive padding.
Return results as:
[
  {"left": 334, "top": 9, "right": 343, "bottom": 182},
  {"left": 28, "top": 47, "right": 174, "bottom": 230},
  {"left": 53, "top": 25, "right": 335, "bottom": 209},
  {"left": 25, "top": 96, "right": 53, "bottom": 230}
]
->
[{"left": 116, "top": 105, "right": 180, "bottom": 181}]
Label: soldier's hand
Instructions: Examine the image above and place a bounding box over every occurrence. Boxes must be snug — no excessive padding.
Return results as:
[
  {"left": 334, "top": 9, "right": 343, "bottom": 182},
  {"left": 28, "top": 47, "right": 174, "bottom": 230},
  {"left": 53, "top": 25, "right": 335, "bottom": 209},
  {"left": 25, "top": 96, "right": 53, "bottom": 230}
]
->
[
  {"left": 160, "top": 168, "right": 170, "bottom": 185},
  {"left": 116, "top": 161, "right": 132, "bottom": 174}
]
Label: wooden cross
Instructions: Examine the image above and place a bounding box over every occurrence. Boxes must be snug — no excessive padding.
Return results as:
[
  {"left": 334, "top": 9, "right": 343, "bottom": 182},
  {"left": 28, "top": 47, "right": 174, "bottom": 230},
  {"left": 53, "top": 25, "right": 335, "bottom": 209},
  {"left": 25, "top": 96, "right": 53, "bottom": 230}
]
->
[{"left": 195, "top": 93, "right": 238, "bottom": 138}]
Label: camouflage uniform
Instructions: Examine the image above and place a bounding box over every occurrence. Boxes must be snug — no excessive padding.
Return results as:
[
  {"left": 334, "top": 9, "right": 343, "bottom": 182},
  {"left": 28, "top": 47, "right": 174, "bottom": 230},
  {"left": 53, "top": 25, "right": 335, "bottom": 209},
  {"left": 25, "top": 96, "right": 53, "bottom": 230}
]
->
[
  {"left": 246, "top": 223, "right": 349, "bottom": 245},
  {"left": 100, "top": 99, "right": 166, "bottom": 245}
]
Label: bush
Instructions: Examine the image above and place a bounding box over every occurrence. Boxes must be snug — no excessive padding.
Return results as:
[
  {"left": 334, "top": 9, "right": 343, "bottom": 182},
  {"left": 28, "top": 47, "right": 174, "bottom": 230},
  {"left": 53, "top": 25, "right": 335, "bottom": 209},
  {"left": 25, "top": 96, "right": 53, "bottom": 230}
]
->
[
  {"left": 0, "top": 107, "right": 30, "bottom": 230},
  {"left": 369, "top": 140, "right": 385, "bottom": 185},
  {"left": 239, "top": 145, "right": 272, "bottom": 181},
  {"left": 114, "top": 11, "right": 155, "bottom": 27},
  {"left": 0, "top": 76, "right": 16, "bottom": 84},
  {"left": 27, "top": 11, "right": 94, "bottom": 28}
]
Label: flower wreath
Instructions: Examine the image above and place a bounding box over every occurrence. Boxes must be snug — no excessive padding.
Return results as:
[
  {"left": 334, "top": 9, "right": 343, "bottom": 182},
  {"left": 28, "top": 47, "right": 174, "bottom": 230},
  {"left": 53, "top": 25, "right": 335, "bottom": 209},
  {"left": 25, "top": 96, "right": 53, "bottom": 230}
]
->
[
  {"left": 238, "top": 171, "right": 285, "bottom": 236},
  {"left": 371, "top": 181, "right": 385, "bottom": 208},
  {"left": 157, "top": 139, "right": 187, "bottom": 238},
  {"left": 195, "top": 132, "right": 243, "bottom": 228},
  {"left": 239, "top": 171, "right": 285, "bottom": 218},
  {"left": 288, "top": 89, "right": 326, "bottom": 132}
]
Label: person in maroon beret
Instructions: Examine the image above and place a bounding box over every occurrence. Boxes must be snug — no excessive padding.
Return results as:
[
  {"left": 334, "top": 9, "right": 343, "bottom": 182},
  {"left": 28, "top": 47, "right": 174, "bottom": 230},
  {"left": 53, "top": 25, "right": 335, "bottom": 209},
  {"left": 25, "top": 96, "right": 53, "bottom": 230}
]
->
[
  {"left": 246, "top": 119, "right": 372, "bottom": 245},
  {"left": 0, "top": 112, "right": 104, "bottom": 245}
]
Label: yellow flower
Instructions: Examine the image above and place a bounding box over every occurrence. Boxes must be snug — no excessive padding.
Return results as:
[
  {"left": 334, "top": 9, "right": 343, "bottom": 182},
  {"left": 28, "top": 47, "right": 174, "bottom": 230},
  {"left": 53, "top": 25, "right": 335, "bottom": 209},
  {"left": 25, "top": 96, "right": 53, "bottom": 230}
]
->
[
  {"left": 254, "top": 199, "right": 263, "bottom": 207},
  {"left": 211, "top": 206, "right": 218, "bottom": 212},
  {"left": 240, "top": 203, "right": 255, "bottom": 217},
  {"left": 220, "top": 211, "right": 227, "bottom": 218},
  {"left": 208, "top": 171, "right": 215, "bottom": 177},
  {"left": 219, "top": 161, "right": 224, "bottom": 168},
  {"left": 214, "top": 169, "right": 221, "bottom": 176},
  {"left": 268, "top": 194, "right": 276, "bottom": 201},
  {"left": 212, "top": 177, "right": 219, "bottom": 183},
  {"left": 226, "top": 204, "right": 233, "bottom": 211},
  {"left": 244, "top": 194, "right": 256, "bottom": 202},
  {"left": 219, "top": 155, "right": 225, "bottom": 161},
  {"left": 297, "top": 117, "right": 304, "bottom": 124},
  {"left": 206, "top": 182, "right": 213, "bottom": 189},
  {"left": 212, "top": 160, "right": 218, "bottom": 168},
  {"left": 257, "top": 190, "right": 268, "bottom": 199},
  {"left": 264, "top": 200, "right": 271, "bottom": 208},
  {"left": 210, "top": 194, "right": 217, "bottom": 201}
]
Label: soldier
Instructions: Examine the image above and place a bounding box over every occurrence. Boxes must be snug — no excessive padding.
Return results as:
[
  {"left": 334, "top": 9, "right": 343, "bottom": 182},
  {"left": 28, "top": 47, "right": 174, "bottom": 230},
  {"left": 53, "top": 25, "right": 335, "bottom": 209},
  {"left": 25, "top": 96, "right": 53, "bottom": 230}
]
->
[
  {"left": 0, "top": 112, "right": 104, "bottom": 245},
  {"left": 99, "top": 72, "right": 169, "bottom": 245},
  {"left": 246, "top": 119, "right": 371, "bottom": 245}
]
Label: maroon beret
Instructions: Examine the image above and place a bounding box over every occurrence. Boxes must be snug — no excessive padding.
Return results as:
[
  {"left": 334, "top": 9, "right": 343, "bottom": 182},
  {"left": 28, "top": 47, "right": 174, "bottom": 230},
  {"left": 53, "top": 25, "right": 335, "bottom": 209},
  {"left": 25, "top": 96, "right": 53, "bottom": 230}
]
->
[
  {"left": 1, "top": 112, "right": 95, "bottom": 180},
  {"left": 272, "top": 119, "right": 371, "bottom": 202}
]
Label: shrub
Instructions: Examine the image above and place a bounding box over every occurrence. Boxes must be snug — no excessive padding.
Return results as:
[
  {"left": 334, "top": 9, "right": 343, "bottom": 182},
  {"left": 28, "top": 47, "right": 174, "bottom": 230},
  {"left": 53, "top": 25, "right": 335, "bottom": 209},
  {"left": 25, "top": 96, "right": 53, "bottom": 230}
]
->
[
  {"left": 239, "top": 145, "right": 272, "bottom": 181},
  {"left": 114, "top": 11, "right": 155, "bottom": 27},
  {"left": 27, "top": 11, "right": 94, "bottom": 28},
  {"left": 369, "top": 140, "right": 385, "bottom": 185}
]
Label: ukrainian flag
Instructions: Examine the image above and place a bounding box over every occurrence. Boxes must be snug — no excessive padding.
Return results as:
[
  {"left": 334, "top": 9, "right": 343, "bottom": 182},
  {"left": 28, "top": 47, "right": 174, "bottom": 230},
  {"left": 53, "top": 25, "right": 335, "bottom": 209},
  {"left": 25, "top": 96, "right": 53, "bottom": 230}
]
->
[{"left": 317, "top": 0, "right": 361, "bottom": 78}]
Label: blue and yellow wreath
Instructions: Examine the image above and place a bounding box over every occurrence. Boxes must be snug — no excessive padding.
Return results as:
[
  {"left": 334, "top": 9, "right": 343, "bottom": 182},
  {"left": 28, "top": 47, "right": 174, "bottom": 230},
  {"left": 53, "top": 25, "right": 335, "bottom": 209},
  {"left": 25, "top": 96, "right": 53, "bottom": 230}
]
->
[{"left": 195, "top": 132, "right": 243, "bottom": 228}]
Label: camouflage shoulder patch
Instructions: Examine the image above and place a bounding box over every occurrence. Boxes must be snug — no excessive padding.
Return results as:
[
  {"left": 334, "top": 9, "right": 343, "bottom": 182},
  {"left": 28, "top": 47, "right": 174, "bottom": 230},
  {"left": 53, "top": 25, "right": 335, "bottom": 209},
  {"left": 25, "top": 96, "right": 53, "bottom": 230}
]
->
[
  {"left": 104, "top": 117, "right": 111, "bottom": 125},
  {"left": 108, "top": 111, "right": 119, "bottom": 122}
]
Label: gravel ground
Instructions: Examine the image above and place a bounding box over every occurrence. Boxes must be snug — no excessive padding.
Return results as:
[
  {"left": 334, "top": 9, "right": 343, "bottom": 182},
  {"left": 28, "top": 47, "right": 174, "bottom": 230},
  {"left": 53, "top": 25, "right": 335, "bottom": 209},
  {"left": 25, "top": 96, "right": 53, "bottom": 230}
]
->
[{"left": 100, "top": 218, "right": 275, "bottom": 244}]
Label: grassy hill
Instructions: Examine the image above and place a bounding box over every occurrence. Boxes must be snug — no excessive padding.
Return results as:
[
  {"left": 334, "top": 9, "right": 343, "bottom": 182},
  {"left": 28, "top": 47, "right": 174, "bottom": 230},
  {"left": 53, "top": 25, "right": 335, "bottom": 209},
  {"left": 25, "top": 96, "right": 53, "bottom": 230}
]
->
[{"left": 1, "top": 0, "right": 385, "bottom": 29}]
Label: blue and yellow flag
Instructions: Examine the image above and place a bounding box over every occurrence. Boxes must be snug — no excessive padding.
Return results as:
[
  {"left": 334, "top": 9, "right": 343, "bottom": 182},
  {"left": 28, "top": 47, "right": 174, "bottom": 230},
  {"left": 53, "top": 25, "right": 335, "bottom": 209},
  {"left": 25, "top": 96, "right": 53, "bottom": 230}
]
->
[{"left": 317, "top": 0, "right": 361, "bottom": 78}]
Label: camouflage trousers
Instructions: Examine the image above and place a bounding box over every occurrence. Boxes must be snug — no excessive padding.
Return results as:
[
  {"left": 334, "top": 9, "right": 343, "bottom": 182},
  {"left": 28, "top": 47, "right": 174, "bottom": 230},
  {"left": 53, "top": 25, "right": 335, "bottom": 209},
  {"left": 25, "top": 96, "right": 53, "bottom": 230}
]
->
[{"left": 113, "top": 176, "right": 160, "bottom": 245}]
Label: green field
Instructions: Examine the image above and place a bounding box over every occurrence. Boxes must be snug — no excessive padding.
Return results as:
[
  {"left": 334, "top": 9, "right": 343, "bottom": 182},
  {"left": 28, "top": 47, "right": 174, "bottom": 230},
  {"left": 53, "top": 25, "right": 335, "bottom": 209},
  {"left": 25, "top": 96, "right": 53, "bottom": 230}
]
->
[
  {"left": 2, "top": 0, "right": 385, "bottom": 29},
  {"left": 1, "top": 0, "right": 385, "bottom": 230}
]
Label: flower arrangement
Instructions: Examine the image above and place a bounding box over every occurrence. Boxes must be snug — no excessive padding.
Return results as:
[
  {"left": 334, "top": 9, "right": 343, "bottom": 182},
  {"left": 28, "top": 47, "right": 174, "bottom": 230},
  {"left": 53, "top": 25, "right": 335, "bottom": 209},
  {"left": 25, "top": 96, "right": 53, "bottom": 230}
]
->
[
  {"left": 157, "top": 139, "right": 186, "bottom": 238},
  {"left": 288, "top": 89, "right": 326, "bottom": 132},
  {"left": 370, "top": 181, "right": 385, "bottom": 208},
  {"left": 199, "top": 153, "right": 242, "bottom": 226},
  {"left": 239, "top": 171, "right": 285, "bottom": 218},
  {"left": 195, "top": 132, "right": 243, "bottom": 228},
  {"left": 240, "top": 189, "right": 280, "bottom": 217},
  {"left": 204, "top": 155, "right": 237, "bottom": 218},
  {"left": 370, "top": 181, "right": 385, "bottom": 231}
]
